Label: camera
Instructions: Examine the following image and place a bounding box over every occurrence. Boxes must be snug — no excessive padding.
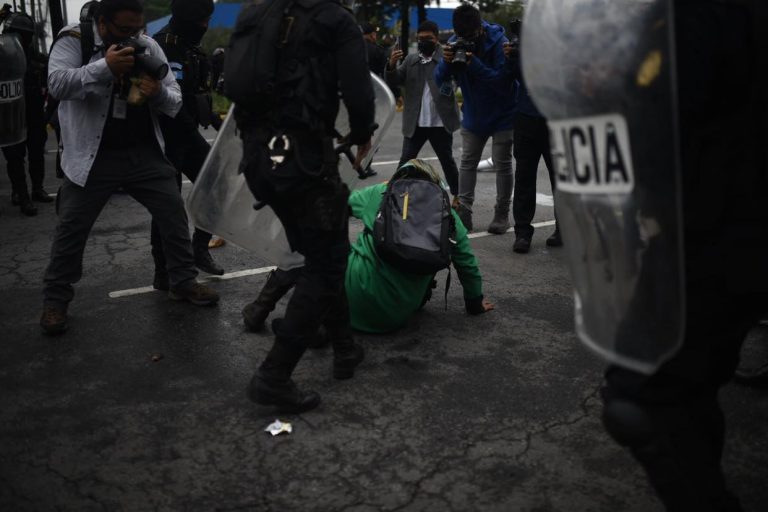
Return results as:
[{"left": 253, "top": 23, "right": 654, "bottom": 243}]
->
[
  {"left": 115, "top": 39, "right": 169, "bottom": 81},
  {"left": 448, "top": 37, "right": 476, "bottom": 70}
]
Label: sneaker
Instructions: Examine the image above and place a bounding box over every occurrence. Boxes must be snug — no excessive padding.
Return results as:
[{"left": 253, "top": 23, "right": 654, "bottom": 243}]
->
[
  {"left": 31, "top": 188, "right": 54, "bottom": 203},
  {"left": 456, "top": 204, "right": 473, "bottom": 232},
  {"left": 546, "top": 229, "right": 563, "bottom": 247},
  {"left": 333, "top": 342, "right": 364, "bottom": 380},
  {"left": 487, "top": 208, "right": 510, "bottom": 235},
  {"left": 169, "top": 281, "right": 219, "bottom": 306},
  {"left": 153, "top": 270, "right": 170, "bottom": 291},
  {"left": 40, "top": 304, "right": 68, "bottom": 335},
  {"left": 513, "top": 237, "right": 531, "bottom": 254},
  {"left": 248, "top": 371, "right": 321, "bottom": 413}
]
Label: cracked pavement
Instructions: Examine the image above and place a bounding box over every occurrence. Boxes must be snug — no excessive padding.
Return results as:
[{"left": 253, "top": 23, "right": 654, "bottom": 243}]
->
[{"left": 1, "top": 121, "right": 767, "bottom": 511}]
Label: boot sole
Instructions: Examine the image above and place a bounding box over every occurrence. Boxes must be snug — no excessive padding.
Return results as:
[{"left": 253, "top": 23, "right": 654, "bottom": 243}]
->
[
  {"left": 248, "top": 388, "right": 322, "bottom": 413},
  {"left": 168, "top": 291, "right": 219, "bottom": 306}
]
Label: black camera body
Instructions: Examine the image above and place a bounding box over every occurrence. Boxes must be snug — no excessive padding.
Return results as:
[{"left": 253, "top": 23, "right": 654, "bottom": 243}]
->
[
  {"left": 449, "top": 37, "right": 476, "bottom": 70},
  {"left": 508, "top": 19, "right": 522, "bottom": 51},
  {"left": 115, "top": 39, "right": 169, "bottom": 81}
]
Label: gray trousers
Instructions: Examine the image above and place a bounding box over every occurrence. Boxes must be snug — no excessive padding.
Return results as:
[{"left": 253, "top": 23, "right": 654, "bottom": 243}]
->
[
  {"left": 43, "top": 144, "right": 198, "bottom": 306},
  {"left": 458, "top": 128, "right": 514, "bottom": 212}
]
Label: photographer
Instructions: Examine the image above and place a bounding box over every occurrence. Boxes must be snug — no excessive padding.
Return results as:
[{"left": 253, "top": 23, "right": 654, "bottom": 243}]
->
[
  {"left": 387, "top": 20, "right": 461, "bottom": 201},
  {"left": 435, "top": 4, "right": 516, "bottom": 234},
  {"left": 150, "top": 0, "right": 225, "bottom": 290},
  {"left": 41, "top": 0, "right": 219, "bottom": 335},
  {"left": 503, "top": 22, "right": 561, "bottom": 253}
]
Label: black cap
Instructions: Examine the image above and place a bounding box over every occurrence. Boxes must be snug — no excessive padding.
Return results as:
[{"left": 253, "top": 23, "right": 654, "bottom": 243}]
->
[
  {"left": 360, "top": 22, "right": 378, "bottom": 35},
  {"left": 3, "top": 12, "right": 34, "bottom": 34},
  {"left": 171, "top": 0, "right": 215, "bottom": 22}
]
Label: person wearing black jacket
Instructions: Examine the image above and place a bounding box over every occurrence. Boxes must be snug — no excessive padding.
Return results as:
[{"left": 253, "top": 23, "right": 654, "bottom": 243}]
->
[
  {"left": 361, "top": 22, "right": 387, "bottom": 78},
  {"left": 1, "top": 11, "right": 53, "bottom": 217},
  {"left": 150, "top": 0, "right": 224, "bottom": 289},
  {"left": 237, "top": 0, "right": 375, "bottom": 413},
  {"left": 503, "top": 36, "right": 561, "bottom": 252},
  {"left": 600, "top": 2, "right": 768, "bottom": 510}
]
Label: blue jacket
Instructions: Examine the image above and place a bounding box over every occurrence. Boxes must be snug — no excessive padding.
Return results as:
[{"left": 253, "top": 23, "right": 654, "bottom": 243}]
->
[{"left": 435, "top": 21, "right": 516, "bottom": 136}]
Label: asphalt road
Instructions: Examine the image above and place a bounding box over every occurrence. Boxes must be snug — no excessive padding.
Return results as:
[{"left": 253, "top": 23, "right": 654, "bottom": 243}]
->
[{"left": 1, "top": 114, "right": 767, "bottom": 511}]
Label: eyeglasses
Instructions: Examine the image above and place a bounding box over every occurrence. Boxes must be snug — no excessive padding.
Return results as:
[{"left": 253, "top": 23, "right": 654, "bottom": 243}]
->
[{"left": 107, "top": 19, "right": 142, "bottom": 37}]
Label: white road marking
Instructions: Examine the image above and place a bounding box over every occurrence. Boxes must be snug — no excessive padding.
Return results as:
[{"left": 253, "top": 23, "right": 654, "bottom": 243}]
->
[
  {"left": 109, "top": 219, "right": 557, "bottom": 299},
  {"left": 108, "top": 266, "right": 276, "bottom": 298}
]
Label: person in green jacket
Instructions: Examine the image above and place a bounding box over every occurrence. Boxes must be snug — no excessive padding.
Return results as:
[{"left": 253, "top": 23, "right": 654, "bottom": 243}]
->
[{"left": 242, "top": 159, "right": 494, "bottom": 335}]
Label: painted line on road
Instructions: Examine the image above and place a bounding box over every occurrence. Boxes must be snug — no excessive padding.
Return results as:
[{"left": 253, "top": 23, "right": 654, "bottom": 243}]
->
[
  {"left": 108, "top": 266, "right": 276, "bottom": 298},
  {"left": 108, "top": 219, "right": 557, "bottom": 299}
]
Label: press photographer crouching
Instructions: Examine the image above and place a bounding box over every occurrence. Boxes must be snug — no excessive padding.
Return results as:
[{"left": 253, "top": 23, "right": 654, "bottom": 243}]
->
[{"left": 41, "top": 0, "right": 219, "bottom": 335}]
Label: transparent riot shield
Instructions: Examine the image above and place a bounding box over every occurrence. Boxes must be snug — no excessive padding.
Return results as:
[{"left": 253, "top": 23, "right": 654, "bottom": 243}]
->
[
  {"left": 0, "top": 33, "right": 27, "bottom": 147},
  {"left": 186, "top": 72, "right": 396, "bottom": 263},
  {"left": 522, "top": 0, "right": 684, "bottom": 374}
]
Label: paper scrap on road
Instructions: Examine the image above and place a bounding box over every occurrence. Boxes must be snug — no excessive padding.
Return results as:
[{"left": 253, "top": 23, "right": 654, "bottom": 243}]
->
[{"left": 265, "top": 420, "right": 293, "bottom": 437}]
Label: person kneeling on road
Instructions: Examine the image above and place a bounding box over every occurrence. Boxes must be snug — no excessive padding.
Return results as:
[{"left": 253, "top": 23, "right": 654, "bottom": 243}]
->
[
  {"left": 40, "top": 0, "right": 219, "bottom": 335},
  {"left": 243, "top": 159, "right": 493, "bottom": 336}
]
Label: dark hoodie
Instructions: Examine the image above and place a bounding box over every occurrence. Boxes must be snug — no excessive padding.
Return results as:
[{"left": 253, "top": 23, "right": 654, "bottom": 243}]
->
[{"left": 435, "top": 20, "right": 516, "bottom": 136}]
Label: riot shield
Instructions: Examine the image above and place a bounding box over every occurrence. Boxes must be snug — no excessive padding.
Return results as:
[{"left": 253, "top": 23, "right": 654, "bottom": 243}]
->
[
  {"left": 0, "top": 33, "right": 27, "bottom": 147},
  {"left": 186, "top": 72, "right": 396, "bottom": 263},
  {"left": 522, "top": 0, "right": 684, "bottom": 374}
]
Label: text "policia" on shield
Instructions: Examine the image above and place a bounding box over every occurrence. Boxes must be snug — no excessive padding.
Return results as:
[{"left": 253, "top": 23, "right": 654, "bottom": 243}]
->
[{"left": 548, "top": 114, "right": 635, "bottom": 194}]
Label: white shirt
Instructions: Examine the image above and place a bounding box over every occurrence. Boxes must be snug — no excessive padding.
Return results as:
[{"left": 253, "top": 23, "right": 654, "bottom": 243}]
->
[
  {"left": 417, "top": 53, "right": 443, "bottom": 128},
  {"left": 48, "top": 23, "right": 182, "bottom": 186}
]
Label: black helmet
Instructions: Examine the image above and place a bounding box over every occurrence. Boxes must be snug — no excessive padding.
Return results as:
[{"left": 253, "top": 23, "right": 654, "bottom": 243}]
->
[{"left": 2, "top": 12, "right": 34, "bottom": 34}]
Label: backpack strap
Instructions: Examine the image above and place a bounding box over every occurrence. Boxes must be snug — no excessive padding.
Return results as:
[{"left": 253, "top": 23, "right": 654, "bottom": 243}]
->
[{"left": 49, "top": 21, "right": 96, "bottom": 66}]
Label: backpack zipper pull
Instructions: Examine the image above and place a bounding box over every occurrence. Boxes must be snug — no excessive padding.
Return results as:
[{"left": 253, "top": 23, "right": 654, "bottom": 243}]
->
[{"left": 402, "top": 191, "right": 409, "bottom": 221}]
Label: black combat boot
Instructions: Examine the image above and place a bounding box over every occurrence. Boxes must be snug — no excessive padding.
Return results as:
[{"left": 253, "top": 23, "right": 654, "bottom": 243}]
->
[
  {"left": 242, "top": 268, "right": 301, "bottom": 332},
  {"left": 332, "top": 336, "right": 365, "bottom": 380},
  {"left": 193, "top": 230, "right": 224, "bottom": 275},
  {"left": 248, "top": 336, "right": 320, "bottom": 413}
]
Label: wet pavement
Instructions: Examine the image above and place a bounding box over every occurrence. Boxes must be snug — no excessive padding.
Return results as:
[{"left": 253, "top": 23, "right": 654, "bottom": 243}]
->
[{"left": 1, "top": 118, "right": 767, "bottom": 511}]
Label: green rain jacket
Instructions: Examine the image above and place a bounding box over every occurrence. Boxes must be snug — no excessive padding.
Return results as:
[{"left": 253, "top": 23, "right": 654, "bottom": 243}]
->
[{"left": 346, "top": 183, "right": 484, "bottom": 333}]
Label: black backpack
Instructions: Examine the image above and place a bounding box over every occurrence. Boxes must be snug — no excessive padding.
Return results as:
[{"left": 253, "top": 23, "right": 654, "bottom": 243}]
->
[
  {"left": 224, "top": 0, "right": 335, "bottom": 115},
  {"left": 372, "top": 175, "right": 455, "bottom": 275}
]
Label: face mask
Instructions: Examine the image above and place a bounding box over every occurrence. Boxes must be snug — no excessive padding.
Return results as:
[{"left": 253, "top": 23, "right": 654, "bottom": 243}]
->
[
  {"left": 418, "top": 40, "right": 436, "bottom": 56},
  {"left": 178, "top": 23, "right": 207, "bottom": 45}
]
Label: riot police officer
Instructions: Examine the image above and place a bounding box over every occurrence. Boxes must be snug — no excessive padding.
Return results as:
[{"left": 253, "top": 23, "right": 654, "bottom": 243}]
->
[
  {"left": 232, "top": 0, "right": 375, "bottom": 412},
  {"left": 149, "top": 0, "right": 223, "bottom": 289},
  {"left": 1, "top": 11, "right": 52, "bottom": 216}
]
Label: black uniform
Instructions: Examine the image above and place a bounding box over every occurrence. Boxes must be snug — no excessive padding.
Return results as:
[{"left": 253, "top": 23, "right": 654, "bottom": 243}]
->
[
  {"left": 150, "top": 17, "right": 223, "bottom": 279},
  {"left": 602, "top": 2, "right": 768, "bottom": 510},
  {"left": 237, "top": 0, "right": 375, "bottom": 411},
  {"left": 1, "top": 22, "right": 50, "bottom": 215}
]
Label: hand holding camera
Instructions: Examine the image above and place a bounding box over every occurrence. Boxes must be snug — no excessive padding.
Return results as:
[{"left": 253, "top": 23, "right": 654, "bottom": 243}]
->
[
  {"left": 448, "top": 38, "right": 475, "bottom": 70},
  {"left": 106, "top": 44, "right": 135, "bottom": 77}
]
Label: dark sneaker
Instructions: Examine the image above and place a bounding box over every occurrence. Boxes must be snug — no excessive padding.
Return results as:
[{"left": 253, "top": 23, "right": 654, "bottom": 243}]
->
[
  {"left": 487, "top": 208, "right": 510, "bottom": 235},
  {"left": 456, "top": 204, "right": 473, "bottom": 232},
  {"left": 169, "top": 281, "right": 219, "bottom": 306},
  {"left": 194, "top": 250, "right": 225, "bottom": 276},
  {"left": 40, "top": 304, "right": 68, "bottom": 335},
  {"left": 31, "top": 188, "right": 54, "bottom": 203},
  {"left": 153, "top": 271, "right": 170, "bottom": 291},
  {"left": 248, "top": 371, "right": 321, "bottom": 413},
  {"left": 546, "top": 229, "right": 563, "bottom": 247},
  {"left": 333, "top": 341, "right": 364, "bottom": 380},
  {"left": 20, "top": 198, "right": 38, "bottom": 217},
  {"left": 513, "top": 237, "right": 531, "bottom": 254}
]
